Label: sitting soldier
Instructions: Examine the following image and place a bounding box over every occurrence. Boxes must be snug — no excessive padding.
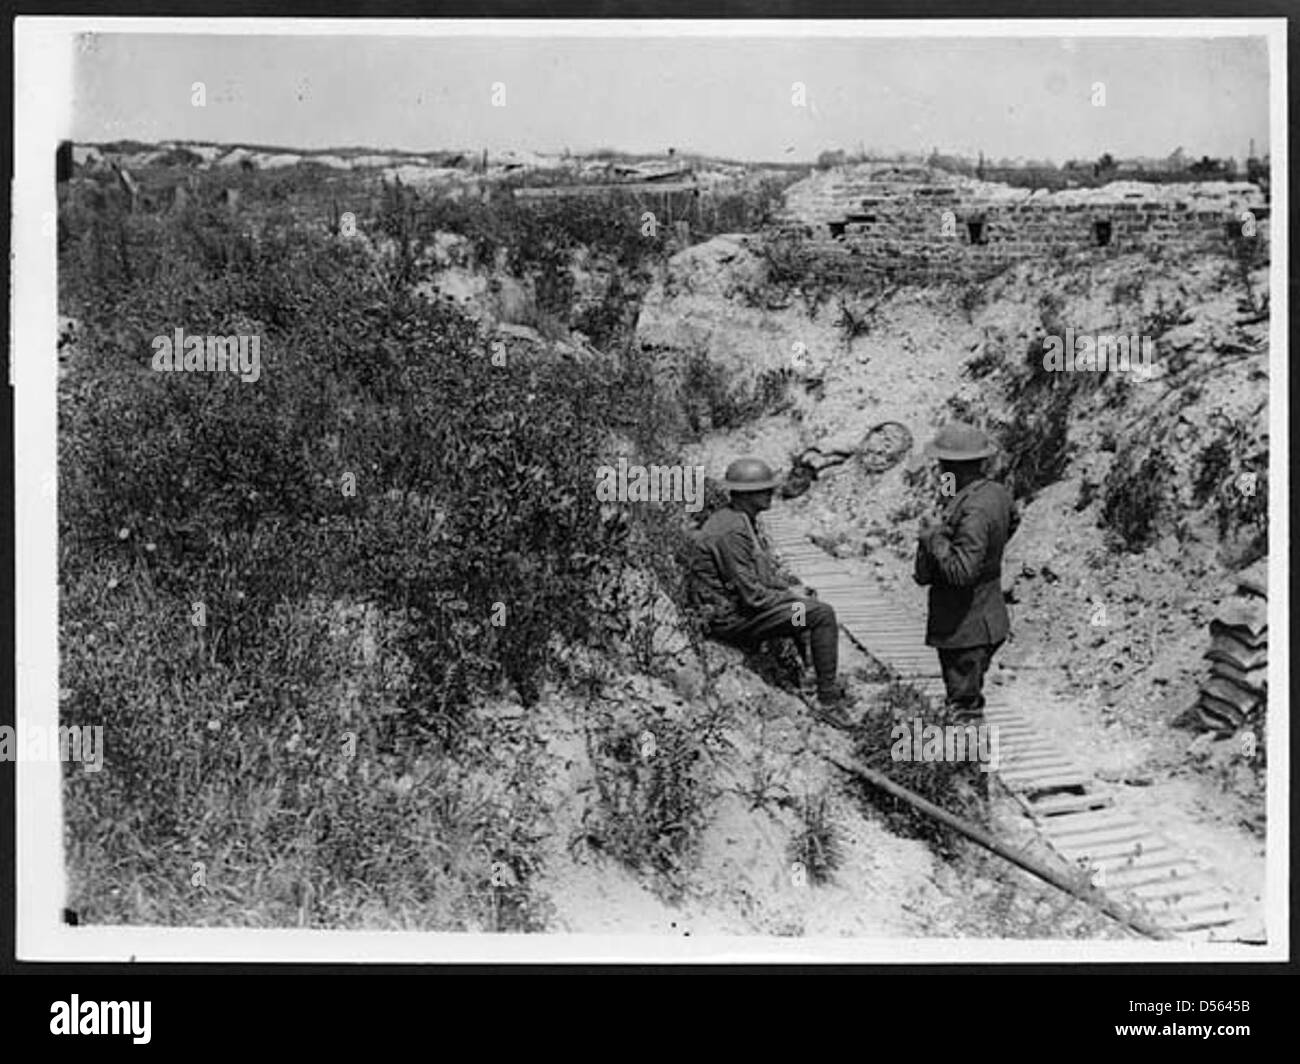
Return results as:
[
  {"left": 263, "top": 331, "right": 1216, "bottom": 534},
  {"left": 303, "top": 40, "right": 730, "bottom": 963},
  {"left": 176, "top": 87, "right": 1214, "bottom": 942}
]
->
[{"left": 688, "top": 456, "right": 856, "bottom": 728}]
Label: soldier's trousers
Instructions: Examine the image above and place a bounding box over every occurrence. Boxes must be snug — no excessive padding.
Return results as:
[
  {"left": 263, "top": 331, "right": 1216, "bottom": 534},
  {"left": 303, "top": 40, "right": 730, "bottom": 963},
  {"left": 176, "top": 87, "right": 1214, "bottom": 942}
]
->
[
  {"left": 712, "top": 599, "right": 839, "bottom": 697},
  {"left": 936, "top": 640, "right": 1004, "bottom": 721}
]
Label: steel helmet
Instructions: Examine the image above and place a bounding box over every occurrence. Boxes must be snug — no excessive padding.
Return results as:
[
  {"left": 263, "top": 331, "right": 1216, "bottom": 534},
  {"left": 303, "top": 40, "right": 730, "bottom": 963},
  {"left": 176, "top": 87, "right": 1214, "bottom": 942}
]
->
[
  {"left": 923, "top": 422, "right": 996, "bottom": 462},
  {"left": 720, "top": 456, "right": 782, "bottom": 493}
]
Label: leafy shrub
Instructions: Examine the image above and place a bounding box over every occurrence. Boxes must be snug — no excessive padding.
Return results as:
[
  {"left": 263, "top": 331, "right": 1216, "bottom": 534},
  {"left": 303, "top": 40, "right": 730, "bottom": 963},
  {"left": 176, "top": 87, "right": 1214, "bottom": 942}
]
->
[
  {"left": 963, "top": 345, "right": 1002, "bottom": 381},
  {"left": 582, "top": 707, "right": 712, "bottom": 900},
  {"left": 1099, "top": 449, "right": 1176, "bottom": 551},
  {"left": 1192, "top": 411, "right": 1268, "bottom": 560},
  {"left": 679, "top": 348, "right": 793, "bottom": 434},
  {"left": 850, "top": 682, "right": 987, "bottom": 858},
  {"left": 958, "top": 282, "right": 986, "bottom": 323},
  {"left": 58, "top": 176, "right": 708, "bottom": 925},
  {"left": 992, "top": 383, "right": 1073, "bottom": 502},
  {"left": 835, "top": 298, "right": 875, "bottom": 346},
  {"left": 787, "top": 791, "right": 843, "bottom": 885}
]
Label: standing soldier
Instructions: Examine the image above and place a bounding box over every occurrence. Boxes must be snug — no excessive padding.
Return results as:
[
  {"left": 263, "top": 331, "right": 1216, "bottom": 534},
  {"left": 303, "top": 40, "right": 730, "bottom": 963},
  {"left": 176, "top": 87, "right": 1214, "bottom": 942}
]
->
[
  {"left": 914, "top": 424, "right": 1019, "bottom": 722},
  {"left": 689, "top": 457, "right": 856, "bottom": 728}
]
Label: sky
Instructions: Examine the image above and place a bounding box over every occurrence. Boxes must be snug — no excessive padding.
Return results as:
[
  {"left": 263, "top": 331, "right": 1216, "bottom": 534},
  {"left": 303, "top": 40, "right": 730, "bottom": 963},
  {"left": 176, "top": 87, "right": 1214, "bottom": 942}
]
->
[{"left": 69, "top": 30, "right": 1272, "bottom": 164}]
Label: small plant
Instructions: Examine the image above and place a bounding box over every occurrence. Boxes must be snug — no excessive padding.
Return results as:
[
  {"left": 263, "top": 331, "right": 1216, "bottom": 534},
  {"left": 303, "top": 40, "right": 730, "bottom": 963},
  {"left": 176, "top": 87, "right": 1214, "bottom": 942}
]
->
[
  {"left": 993, "top": 385, "right": 1073, "bottom": 502},
  {"left": 787, "top": 790, "right": 843, "bottom": 885},
  {"left": 850, "top": 681, "right": 987, "bottom": 857},
  {"left": 1110, "top": 276, "right": 1144, "bottom": 307},
  {"left": 1074, "top": 476, "right": 1100, "bottom": 512},
  {"left": 1140, "top": 290, "right": 1190, "bottom": 341},
  {"left": 1226, "top": 226, "right": 1269, "bottom": 318},
  {"left": 835, "top": 298, "right": 874, "bottom": 347},
  {"left": 582, "top": 708, "right": 712, "bottom": 901},
  {"left": 963, "top": 345, "right": 1002, "bottom": 381},
  {"left": 958, "top": 282, "right": 985, "bottom": 324},
  {"left": 1099, "top": 448, "right": 1176, "bottom": 551},
  {"left": 1192, "top": 410, "right": 1268, "bottom": 559},
  {"left": 680, "top": 348, "right": 793, "bottom": 434}
]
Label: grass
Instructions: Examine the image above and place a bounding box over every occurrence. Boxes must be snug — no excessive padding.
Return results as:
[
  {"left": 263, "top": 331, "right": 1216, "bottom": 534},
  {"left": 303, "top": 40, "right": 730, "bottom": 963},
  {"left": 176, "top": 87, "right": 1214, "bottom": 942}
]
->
[
  {"left": 787, "top": 790, "right": 844, "bottom": 886},
  {"left": 57, "top": 160, "right": 751, "bottom": 928},
  {"left": 581, "top": 702, "right": 714, "bottom": 903},
  {"left": 849, "top": 681, "right": 989, "bottom": 859}
]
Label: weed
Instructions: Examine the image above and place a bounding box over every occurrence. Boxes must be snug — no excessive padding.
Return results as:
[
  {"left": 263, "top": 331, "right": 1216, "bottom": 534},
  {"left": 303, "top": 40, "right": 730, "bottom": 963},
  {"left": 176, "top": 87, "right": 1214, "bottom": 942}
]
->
[
  {"left": 850, "top": 681, "right": 987, "bottom": 858},
  {"left": 958, "top": 282, "right": 985, "bottom": 324},
  {"left": 992, "top": 383, "right": 1073, "bottom": 502},
  {"left": 787, "top": 790, "right": 843, "bottom": 885},
  {"left": 836, "top": 298, "right": 874, "bottom": 347},
  {"left": 1099, "top": 448, "right": 1176, "bottom": 551},
  {"left": 582, "top": 706, "right": 712, "bottom": 901},
  {"left": 962, "top": 345, "right": 1002, "bottom": 381},
  {"left": 57, "top": 166, "right": 722, "bottom": 927}
]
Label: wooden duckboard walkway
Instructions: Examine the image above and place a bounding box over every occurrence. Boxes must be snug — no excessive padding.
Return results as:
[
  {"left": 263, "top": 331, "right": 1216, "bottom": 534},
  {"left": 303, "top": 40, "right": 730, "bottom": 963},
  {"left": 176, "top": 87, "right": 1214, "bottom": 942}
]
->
[{"left": 763, "top": 510, "right": 1249, "bottom": 937}]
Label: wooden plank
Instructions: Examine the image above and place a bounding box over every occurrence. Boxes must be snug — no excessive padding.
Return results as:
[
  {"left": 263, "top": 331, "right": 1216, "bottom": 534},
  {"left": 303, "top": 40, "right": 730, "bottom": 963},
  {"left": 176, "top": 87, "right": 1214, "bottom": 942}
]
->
[
  {"left": 1085, "top": 849, "right": 1180, "bottom": 873},
  {"left": 1160, "top": 912, "right": 1241, "bottom": 932},
  {"left": 1001, "top": 749, "right": 1074, "bottom": 762},
  {"left": 1001, "top": 762, "right": 1086, "bottom": 779},
  {"left": 1028, "top": 793, "right": 1114, "bottom": 815},
  {"left": 1054, "top": 837, "right": 1171, "bottom": 861},
  {"left": 1170, "top": 888, "right": 1237, "bottom": 911},
  {"left": 998, "top": 744, "right": 1071, "bottom": 764},
  {"left": 1044, "top": 818, "right": 1142, "bottom": 842},
  {"left": 1039, "top": 811, "right": 1137, "bottom": 837},
  {"left": 1001, "top": 771, "right": 1092, "bottom": 790},
  {"left": 1103, "top": 861, "right": 1199, "bottom": 886},
  {"left": 1125, "top": 876, "right": 1218, "bottom": 901},
  {"left": 1048, "top": 827, "right": 1151, "bottom": 852}
]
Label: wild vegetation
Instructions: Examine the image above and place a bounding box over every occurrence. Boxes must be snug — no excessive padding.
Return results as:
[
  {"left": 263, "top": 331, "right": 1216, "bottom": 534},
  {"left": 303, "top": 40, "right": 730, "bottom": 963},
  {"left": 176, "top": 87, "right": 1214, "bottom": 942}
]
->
[{"left": 59, "top": 163, "right": 737, "bottom": 925}]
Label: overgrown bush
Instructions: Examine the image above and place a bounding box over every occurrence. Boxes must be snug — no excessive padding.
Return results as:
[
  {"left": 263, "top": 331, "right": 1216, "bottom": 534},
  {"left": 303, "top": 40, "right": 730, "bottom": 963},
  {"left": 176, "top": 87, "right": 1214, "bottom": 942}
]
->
[
  {"left": 850, "top": 681, "right": 987, "bottom": 858},
  {"left": 58, "top": 180, "right": 702, "bottom": 926},
  {"left": 1099, "top": 449, "right": 1177, "bottom": 551},
  {"left": 787, "top": 790, "right": 844, "bottom": 885},
  {"left": 1192, "top": 410, "right": 1268, "bottom": 562},
  {"left": 679, "top": 347, "right": 793, "bottom": 434},
  {"left": 582, "top": 705, "right": 713, "bottom": 901},
  {"left": 992, "top": 381, "right": 1073, "bottom": 502}
]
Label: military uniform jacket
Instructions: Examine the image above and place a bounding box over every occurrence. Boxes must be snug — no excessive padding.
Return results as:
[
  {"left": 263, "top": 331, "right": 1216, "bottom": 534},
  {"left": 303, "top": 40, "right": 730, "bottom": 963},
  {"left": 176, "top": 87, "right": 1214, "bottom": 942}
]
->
[
  {"left": 689, "top": 507, "right": 798, "bottom": 630},
  {"left": 914, "top": 477, "right": 1018, "bottom": 649}
]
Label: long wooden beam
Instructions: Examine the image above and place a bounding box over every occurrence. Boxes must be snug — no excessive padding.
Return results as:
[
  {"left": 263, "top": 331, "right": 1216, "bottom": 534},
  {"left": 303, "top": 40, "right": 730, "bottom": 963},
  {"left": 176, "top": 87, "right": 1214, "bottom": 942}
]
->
[{"left": 821, "top": 747, "right": 1174, "bottom": 940}]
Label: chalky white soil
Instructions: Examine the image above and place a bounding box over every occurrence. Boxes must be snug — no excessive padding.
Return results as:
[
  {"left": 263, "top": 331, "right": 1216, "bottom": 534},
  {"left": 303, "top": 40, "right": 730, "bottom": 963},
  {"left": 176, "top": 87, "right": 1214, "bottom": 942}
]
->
[{"left": 663, "top": 239, "right": 1270, "bottom": 942}]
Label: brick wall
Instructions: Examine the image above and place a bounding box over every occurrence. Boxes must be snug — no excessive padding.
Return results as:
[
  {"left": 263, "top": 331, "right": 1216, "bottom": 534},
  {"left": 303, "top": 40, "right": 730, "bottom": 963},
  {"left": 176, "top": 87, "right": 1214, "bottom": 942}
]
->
[{"left": 779, "top": 164, "right": 1268, "bottom": 280}]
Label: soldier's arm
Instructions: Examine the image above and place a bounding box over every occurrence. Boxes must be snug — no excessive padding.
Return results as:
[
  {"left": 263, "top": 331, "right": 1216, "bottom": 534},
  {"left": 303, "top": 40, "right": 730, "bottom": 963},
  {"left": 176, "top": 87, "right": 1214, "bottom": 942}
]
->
[
  {"left": 924, "top": 509, "right": 988, "bottom": 588},
  {"left": 772, "top": 558, "right": 802, "bottom": 589},
  {"left": 913, "top": 538, "right": 935, "bottom": 585},
  {"left": 713, "top": 529, "right": 798, "bottom": 612}
]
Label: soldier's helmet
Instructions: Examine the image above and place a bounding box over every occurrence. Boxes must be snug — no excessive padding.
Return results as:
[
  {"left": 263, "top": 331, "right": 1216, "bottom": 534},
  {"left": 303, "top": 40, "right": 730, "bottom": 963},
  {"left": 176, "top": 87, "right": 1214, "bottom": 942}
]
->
[
  {"left": 720, "top": 457, "right": 782, "bottom": 493},
  {"left": 923, "top": 422, "right": 997, "bottom": 462}
]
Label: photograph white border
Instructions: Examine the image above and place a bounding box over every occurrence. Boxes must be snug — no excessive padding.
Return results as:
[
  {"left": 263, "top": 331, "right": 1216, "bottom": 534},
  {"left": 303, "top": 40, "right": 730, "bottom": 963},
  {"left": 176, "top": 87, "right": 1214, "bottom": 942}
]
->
[{"left": 14, "top": 15, "right": 1289, "bottom": 963}]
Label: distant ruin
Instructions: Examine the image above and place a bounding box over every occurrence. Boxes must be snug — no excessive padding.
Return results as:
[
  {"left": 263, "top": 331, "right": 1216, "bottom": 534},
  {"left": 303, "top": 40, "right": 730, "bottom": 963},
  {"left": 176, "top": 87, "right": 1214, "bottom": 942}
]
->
[{"left": 779, "top": 163, "right": 1268, "bottom": 280}]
